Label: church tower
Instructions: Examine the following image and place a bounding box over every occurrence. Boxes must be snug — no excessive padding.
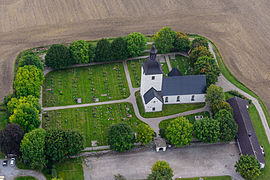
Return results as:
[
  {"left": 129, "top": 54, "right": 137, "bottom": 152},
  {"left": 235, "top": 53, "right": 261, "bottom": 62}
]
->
[{"left": 140, "top": 45, "right": 163, "bottom": 96}]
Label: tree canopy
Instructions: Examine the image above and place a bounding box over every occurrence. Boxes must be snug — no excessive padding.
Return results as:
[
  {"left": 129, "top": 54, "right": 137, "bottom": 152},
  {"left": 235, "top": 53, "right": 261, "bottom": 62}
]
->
[
  {"left": 14, "top": 65, "right": 44, "bottom": 98},
  {"left": 45, "top": 44, "right": 72, "bottom": 69},
  {"left": 194, "top": 117, "right": 220, "bottom": 143},
  {"left": 214, "top": 109, "right": 238, "bottom": 142},
  {"left": 0, "top": 124, "right": 24, "bottom": 156},
  {"left": 165, "top": 117, "right": 193, "bottom": 147},
  {"left": 19, "top": 53, "right": 43, "bottom": 71},
  {"left": 111, "top": 37, "right": 129, "bottom": 60},
  {"left": 147, "top": 161, "right": 174, "bottom": 180},
  {"left": 108, "top": 123, "right": 135, "bottom": 152},
  {"left": 189, "top": 46, "right": 212, "bottom": 67},
  {"left": 136, "top": 124, "right": 155, "bottom": 145},
  {"left": 20, "top": 128, "right": 47, "bottom": 170},
  {"left": 205, "top": 84, "right": 225, "bottom": 115},
  {"left": 235, "top": 155, "right": 261, "bottom": 180},
  {"left": 88, "top": 43, "right": 95, "bottom": 62},
  {"left": 154, "top": 27, "right": 176, "bottom": 54},
  {"left": 173, "top": 31, "right": 191, "bottom": 52},
  {"left": 69, "top": 40, "right": 89, "bottom": 64},
  {"left": 94, "top": 38, "right": 112, "bottom": 62},
  {"left": 9, "top": 103, "right": 40, "bottom": 133},
  {"left": 126, "top": 32, "right": 146, "bottom": 57},
  {"left": 191, "top": 37, "right": 209, "bottom": 49}
]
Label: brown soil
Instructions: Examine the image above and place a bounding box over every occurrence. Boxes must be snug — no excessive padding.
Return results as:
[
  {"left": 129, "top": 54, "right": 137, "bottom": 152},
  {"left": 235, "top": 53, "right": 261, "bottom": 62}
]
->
[{"left": 1, "top": 0, "right": 270, "bottom": 112}]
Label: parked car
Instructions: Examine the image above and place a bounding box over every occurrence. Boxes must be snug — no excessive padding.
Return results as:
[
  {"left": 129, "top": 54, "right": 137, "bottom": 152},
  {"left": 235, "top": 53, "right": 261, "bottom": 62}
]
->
[
  {"left": 10, "top": 158, "right": 15, "bottom": 167},
  {"left": 2, "top": 160, "right": 8, "bottom": 167}
]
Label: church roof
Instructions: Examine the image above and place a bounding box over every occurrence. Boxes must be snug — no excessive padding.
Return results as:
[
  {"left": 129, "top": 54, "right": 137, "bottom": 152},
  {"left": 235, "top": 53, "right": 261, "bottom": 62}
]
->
[
  {"left": 168, "top": 68, "right": 183, "bottom": 77},
  {"left": 143, "top": 88, "right": 163, "bottom": 104},
  {"left": 162, "top": 75, "right": 206, "bottom": 96},
  {"left": 142, "top": 57, "right": 163, "bottom": 75},
  {"left": 227, "top": 97, "right": 266, "bottom": 166}
]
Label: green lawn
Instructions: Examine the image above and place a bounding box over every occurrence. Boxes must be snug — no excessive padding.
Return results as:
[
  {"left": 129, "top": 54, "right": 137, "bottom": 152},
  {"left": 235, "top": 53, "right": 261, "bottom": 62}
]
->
[
  {"left": 43, "top": 158, "right": 83, "bottom": 180},
  {"left": 135, "top": 91, "right": 205, "bottom": 118},
  {"left": 159, "top": 111, "right": 210, "bottom": 130},
  {"left": 170, "top": 55, "right": 191, "bottom": 75},
  {"left": 43, "top": 62, "right": 130, "bottom": 107},
  {"left": 15, "top": 176, "right": 36, "bottom": 180},
  {"left": 43, "top": 103, "right": 143, "bottom": 147},
  {"left": 176, "top": 176, "right": 231, "bottom": 180}
]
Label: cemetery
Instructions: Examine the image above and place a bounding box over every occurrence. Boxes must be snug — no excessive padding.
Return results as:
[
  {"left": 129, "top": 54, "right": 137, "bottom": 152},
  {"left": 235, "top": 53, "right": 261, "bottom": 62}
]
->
[
  {"left": 170, "top": 55, "right": 191, "bottom": 75},
  {"left": 42, "top": 102, "right": 143, "bottom": 147},
  {"left": 42, "top": 62, "right": 130, "bottom": 107}
]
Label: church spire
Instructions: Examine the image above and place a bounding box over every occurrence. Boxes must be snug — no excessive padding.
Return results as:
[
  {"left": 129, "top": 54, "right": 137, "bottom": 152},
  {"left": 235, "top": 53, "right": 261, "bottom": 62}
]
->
[{"left": 150, "top": 44, "right": 157, "bottom": 61}]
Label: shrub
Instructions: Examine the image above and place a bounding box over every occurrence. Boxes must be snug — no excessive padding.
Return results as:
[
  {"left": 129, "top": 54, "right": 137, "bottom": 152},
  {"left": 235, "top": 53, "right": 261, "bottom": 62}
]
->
[
  {"left": 147, "top": 161, "right": 174, "bottom": 180},
  {"left": 126, "top": 32, "right": 146, "bottom": 57},
  {"left": 165, "top": 117, "right": 193, "bottom": 147},
  {"left": 189, "top": 46, "right": 212, "bottom": 67},
  {"left": 235, "top": 155, "right": 261, "bottom": 180},
  {"left": 19, "top": 54, "right": 43, "bottom": 71},
  {"left": 69, "top": 40, "right": 89, "bottom": 64},
  {"left": 173, "top": 31, "right": 191, "bottom": 52},
  {"left": 228, "top": 90, "right": 252, "bottom": 104},
  {"left": 136, "top": 124, "right": 155, "bottom": 145},
  {"left": 88, "top": 43, "right": 95, "bottom": 62},
  {"left": 45, "top": 44, "right": 72, "bottom": 69},
  {"left": 191, "top": 37, "right": 209, "bottom": 49},
  {"left": 194, "top": 117, "right": 220, "bottom": 143},
  {"left": 108, "top": 123, "right": 135, "bottom": 152},
  {"left": 94, "top": 38, "right": 111, "bottom": 62},
  {"left": 154, "top": 27, "right": 176, "bottom": 54},
  {"left": 111, "top": 37, "right": 129, "bottom": 60}
]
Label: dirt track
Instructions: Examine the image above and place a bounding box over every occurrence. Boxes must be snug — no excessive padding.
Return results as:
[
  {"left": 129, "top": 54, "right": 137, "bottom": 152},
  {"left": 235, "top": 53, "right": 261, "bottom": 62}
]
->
[{"left": 1, "top": 0, "right": 270, "bottom": 112}]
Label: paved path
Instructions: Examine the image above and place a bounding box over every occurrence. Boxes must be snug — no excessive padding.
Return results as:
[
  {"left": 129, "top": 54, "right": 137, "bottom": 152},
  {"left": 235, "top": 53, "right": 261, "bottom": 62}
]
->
[
  {"left": 209, "top": 42, "right": 270, "bottom": 144},
  {"left": 164, "top": 54, "right": 172, "bottom": 71}
]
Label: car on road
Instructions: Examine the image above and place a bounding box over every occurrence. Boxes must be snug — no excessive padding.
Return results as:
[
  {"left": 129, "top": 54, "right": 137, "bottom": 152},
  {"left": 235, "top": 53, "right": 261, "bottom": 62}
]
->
[
  {"left": 2, "top": 160, "right": 8, "bottom": 167},
  {"left": 10, "top": 158, "right": 15, "bottom": 167}
]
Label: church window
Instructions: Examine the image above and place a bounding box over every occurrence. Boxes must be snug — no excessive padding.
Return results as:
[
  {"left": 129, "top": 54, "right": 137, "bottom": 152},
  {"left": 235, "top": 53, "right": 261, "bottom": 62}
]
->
[
  {"left": 191, "top": 95, "right": 195, "bottom": 101},
  {"left": 177, "top": 96, "right": 180, "bottom": 102},
  {"left": 165, "top": 97, "right": 168, "bottom": 102},
  {"left": 152, "top": 76, "right": 155, "bottom": 80},
  {"left": 152, "top": 107, "right": 155, "bottom": 111}
]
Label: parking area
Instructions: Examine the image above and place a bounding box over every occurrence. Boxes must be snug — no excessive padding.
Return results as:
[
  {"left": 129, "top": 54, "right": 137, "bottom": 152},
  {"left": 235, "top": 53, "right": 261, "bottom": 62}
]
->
[{"left": 84, "top": 143, "right": 243, "bottom": 180}]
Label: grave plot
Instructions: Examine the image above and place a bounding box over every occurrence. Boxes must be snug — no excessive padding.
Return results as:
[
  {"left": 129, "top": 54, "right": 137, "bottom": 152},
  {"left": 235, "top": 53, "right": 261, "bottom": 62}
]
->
[
  {"left": 42, "top": 62, "right": 130, "bottom": 107},
  {"left": 127, "top": 59, "right": 169, "bottom": 88},
  {"left": 170, "top": 55, "right": 191, "bottom": 75},
  {"left": 42, "top": 103, "right": 143, "bottom": 147}
]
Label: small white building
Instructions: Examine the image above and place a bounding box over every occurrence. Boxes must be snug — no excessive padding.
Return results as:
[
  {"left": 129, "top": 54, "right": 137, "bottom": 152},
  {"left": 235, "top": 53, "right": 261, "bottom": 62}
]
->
[{"left": 140, "top": 45, "right": 207, "bottom": 112}]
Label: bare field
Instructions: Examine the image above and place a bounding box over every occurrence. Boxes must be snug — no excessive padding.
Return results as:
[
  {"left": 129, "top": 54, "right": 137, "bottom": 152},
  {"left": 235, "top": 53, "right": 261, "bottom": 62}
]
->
[{"left": 1, "top": 0, "right": 270, "bottom": 112}]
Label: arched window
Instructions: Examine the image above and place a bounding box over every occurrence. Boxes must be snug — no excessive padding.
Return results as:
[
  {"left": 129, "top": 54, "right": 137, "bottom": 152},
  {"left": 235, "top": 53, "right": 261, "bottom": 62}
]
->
[
  {"left": 191, "top": 95, "right": 195, "bottom": 101},
  {"left": 177, "top": 96, "right": 180, "bottom": 102},
  {"left": 165, "top": 97, "right": 168, "bottom": 102},
  {"left": 152, "top": 76, "right": 155, "bottom": 80}
]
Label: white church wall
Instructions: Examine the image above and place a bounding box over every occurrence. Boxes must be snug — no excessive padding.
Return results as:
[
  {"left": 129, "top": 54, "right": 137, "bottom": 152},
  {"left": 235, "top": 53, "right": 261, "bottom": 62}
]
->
[
  {"left": 163, "top": 94, "right": 205, "bottom": 104},
  {"left": 140, "top": 67, "right": 163, "bottom": 96},
  {"left": 142, "top": 96, "right": 163, "bottom": 112}
]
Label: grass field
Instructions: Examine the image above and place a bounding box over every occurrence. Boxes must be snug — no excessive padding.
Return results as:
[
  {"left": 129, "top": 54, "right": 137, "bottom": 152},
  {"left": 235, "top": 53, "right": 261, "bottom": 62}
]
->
[
  {"left": 176, "top": 176, "right": 231, "bottom": 180},
  {"left": 127, "top": 59, "right": 169, "bottom": 88},
  {"left": 170, "top": 55, "right": 191, "bottom": 75},
  {"left": 135, "top": 91, "right": 205, "bottom": 118},
  {"left": 43, "top": 62, "right": 130, "bottom": 107},
  {"left": 159, "top": 111, "right": 210, "bottom": 130},
  {"left": 15, "top": 177, "right": 36, "bottom": 180},
  {"left": 43, "top": 158, "right": 83, "bottom": 180},
  {"left": 42, "top": 103, "right": 143, "bottom": 147}
]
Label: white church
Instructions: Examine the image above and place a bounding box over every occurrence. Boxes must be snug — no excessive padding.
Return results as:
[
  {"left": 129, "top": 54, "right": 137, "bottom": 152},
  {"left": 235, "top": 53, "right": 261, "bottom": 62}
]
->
[{"left": 140, "top": 45, "right": 207, "bottom": 112}]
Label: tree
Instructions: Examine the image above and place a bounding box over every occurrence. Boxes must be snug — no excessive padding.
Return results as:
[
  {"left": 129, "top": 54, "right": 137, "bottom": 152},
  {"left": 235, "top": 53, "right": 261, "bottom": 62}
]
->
[
  {"left": 235, "top": 155, "right": 261, "bottom": 180},
  {"left": 215, "top": 101, "right": 233, "bottom": 115},
  {"left": 165, "top": 117, "right": 193, "bottom": 147},
  {"left": 205, "top": 84, "right": 225, "bottom": 114},
  {"left": 69, "top": 40, "right": 89, "bottom": 64},
  {"left": 7, "top": 95, "right": 41, "bottom": 115},
  {"left": 136, "top": 124, "right": 155, "bottom": 145},
  {"left": 194, "top": 56, "right": 220, "bottom": 86},
  {"left": 191, "top": 37, "right": 209, "bottom": 49},
  {"left": 111, "top": 37, "right": 129, "bottom": 60},
  {"left": 126, "top": 32, "right": 146, "bottom": 57},
  {"left": 45, "top": 44, "right": 72, "bottom": 69},
  {"left": 88, "top": 43, "right": 95, "bottom": 62},
  {"left": 189, "top": 46, "right": 212, "bottom": 67},
  {"left": 45, "top": 129, "right": 84, "bottom": 164},
  {"left": 108, "top": 123, "right": 135, "bottom": 152},
  {"left": 9, "top": 103, "right": 40, "bottom": 133},
  {"left": 20, "top": 128, "right": 47, "bottom": 170},
  {"left": 0, "top": 124, "right": 24, "bottom": 156},
  {"left": 19, "top": 54, "right": 43, "bottom": 71},
  {"left": 214, "top": 109, "right": 238, "bottom": 142},
  {"left": 147, "top": 161, "right": 174, "bottom": 180},
  {"left": 194, "top": 117, "right": 220, "bottom": 143},
  {"left": 154, "top": 27, "right": 176, "bottom": 54},
  {"left": 14, "top": 65, "right": 44, "bottom": 98},
  {"left": 173, "top": 31, "right": 191, "bottom": 52},
  {"left": 94, "top": 38, "right": 111, "bottom": 62}
]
